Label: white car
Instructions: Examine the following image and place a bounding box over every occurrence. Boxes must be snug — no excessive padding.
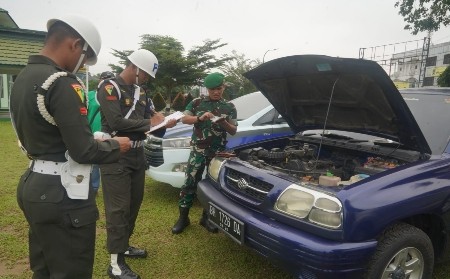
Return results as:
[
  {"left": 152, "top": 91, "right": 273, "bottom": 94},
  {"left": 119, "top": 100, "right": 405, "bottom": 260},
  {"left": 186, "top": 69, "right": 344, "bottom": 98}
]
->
[{"left": 144, "top": 91, "right": 293, "bottom": 188}]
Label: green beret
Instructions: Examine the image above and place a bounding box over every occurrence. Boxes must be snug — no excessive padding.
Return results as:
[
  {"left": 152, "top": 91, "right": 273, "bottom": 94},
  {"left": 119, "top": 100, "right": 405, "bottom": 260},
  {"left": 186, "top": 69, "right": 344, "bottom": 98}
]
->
[{"left": 204, "top": 72, "right": 225, "bottom": 89}]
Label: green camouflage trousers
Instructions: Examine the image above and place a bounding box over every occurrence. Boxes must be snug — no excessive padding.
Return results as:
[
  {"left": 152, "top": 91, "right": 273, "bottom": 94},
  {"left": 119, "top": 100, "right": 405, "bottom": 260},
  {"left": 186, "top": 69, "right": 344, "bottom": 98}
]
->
[{"left": 178, "top": 145, "right": 221, "bottom": 208}]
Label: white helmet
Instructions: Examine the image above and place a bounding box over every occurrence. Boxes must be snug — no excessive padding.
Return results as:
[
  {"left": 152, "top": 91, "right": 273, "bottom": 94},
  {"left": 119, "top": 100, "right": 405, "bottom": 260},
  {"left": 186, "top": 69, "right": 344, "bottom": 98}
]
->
[
  {"left": 127, "top": 49, "right": 159, "bottom": 78},
  {"left": 47, "top": 15, "right": 101, "bottom": 65}
]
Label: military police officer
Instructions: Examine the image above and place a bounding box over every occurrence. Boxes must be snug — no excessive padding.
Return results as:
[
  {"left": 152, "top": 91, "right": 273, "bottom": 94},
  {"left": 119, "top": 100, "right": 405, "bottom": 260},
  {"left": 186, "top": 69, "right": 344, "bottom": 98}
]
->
[
  {"left": 97, "top": 49, "right": 168, "bottom": 279},
  {"left": 10, "top": 15, "right": 130, "bottom": 279},
  {"left": 172, "top": 72, "right": 238, "bottom": 234}
]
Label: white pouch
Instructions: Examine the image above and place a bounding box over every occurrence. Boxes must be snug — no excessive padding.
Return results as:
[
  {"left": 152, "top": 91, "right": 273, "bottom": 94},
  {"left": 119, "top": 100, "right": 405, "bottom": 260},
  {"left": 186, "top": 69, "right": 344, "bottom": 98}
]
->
[{"left": 60, "top": 152, "right": 92, "bottom": 200}]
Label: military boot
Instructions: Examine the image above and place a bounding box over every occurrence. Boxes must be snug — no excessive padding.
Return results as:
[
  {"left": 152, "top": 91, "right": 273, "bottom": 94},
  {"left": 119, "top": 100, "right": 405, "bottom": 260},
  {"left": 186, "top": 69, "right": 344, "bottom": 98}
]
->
[
  {"left": 199, "top": 209, "right": 219, "bottom": 233},
  {"left": 171, "top": 207, "right": 190, "bottom": 234},
  {"left": 124, "top": 246, "right": 147, "bottom": 258},
  {"left": 107, "top": 253, "right": 141, "bottom": 279}
]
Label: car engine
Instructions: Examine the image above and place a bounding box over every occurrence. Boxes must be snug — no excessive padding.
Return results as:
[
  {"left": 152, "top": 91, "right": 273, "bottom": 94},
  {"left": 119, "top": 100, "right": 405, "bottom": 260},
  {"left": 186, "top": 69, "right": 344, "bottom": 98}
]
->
[{"left": 236, "top": 136, "right": 410, "bottom": 186}]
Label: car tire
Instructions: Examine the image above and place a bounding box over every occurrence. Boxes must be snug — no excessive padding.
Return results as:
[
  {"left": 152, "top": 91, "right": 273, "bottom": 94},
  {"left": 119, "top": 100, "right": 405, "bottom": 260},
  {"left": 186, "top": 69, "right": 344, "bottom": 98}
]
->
[{"left": 365, "top": 223, "right": 434, "bottom": 279}]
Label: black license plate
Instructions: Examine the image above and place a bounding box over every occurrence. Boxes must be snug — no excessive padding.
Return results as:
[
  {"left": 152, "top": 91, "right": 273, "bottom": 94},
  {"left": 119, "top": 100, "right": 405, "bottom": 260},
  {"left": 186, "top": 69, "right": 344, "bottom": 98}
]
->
[{"left": 208, "top": 202, "right": 244, "bottom": 244}]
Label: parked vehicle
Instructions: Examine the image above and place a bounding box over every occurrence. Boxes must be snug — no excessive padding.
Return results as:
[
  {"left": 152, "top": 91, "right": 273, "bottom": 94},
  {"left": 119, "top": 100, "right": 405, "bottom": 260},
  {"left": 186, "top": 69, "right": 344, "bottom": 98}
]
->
[
  {"left": 197, "top": 55, "right": 450, "bottom": 279},
  {"left": 144, "top": 91, "right": 293, "bottom": 188}
]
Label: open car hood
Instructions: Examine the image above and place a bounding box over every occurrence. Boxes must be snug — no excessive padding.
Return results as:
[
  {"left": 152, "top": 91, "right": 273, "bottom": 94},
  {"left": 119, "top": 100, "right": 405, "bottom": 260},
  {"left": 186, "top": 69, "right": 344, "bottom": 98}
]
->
[{"left": 244, "top": 55, "right": 431, "bottom": 154}]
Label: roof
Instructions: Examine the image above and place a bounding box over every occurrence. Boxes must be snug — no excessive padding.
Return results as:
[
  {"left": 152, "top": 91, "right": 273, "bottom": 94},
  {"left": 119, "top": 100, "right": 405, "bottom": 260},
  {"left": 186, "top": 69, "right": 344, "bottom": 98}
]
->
[
  {"left": 0, "top": 27, "right": 46, "bottom": 74},
  {"left": 0, "top": 8, "right": 19, "bottom": 28}
]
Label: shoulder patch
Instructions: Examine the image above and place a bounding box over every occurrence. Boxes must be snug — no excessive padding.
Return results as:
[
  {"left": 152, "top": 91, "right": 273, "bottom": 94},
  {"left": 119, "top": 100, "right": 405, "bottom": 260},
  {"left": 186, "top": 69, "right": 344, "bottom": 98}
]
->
[
  {"left": 105, "top": 84, "right": 114, "bottom": 95},
  {"left": 71, "top": 84, "right": 85, "bottom": 102}
]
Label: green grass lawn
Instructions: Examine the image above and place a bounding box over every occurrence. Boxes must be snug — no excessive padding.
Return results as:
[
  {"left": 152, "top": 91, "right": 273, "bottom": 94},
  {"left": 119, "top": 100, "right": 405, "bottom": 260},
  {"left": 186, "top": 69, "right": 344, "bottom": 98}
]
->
[
  {"left": 0, "top": 120, "right": 449, "bottom": 279},
  {"left": 0, "top": 121, "right": 291, "bottom": 279}
]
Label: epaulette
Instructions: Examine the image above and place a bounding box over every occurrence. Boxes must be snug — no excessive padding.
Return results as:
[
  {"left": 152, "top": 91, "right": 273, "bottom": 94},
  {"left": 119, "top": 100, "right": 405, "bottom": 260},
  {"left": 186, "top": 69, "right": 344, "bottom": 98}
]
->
[{"left": 37, "top": 72, "right": 86, "bottom": 126}]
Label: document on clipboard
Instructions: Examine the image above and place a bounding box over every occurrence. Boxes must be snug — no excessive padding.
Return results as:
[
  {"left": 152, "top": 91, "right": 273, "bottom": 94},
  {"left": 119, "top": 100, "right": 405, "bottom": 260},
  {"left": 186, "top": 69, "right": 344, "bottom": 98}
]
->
[{"left": 149, "top": 111, "right": 184, "bottom": 132}]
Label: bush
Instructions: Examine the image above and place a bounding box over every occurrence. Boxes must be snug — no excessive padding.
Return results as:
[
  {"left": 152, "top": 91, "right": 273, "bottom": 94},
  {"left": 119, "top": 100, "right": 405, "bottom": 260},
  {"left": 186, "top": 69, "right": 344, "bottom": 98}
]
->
[
  {"left": 152, "top": 92, "right": 166, "bottom": 112},
  {"left": 437, "top": 66, "right": 450, "bottom": 87},
  {"left": 171, "top": 92, "right": 186, "bottom": 111}
]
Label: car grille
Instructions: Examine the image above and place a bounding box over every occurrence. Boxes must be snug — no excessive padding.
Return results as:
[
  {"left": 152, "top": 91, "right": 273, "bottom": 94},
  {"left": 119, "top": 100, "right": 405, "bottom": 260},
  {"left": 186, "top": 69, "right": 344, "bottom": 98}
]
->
[
  {"left": 144, "top": 137, "right": 164, "bottom": 167},
  {"left": 224, "top": 168, "right": 273, "bottom": 202}
]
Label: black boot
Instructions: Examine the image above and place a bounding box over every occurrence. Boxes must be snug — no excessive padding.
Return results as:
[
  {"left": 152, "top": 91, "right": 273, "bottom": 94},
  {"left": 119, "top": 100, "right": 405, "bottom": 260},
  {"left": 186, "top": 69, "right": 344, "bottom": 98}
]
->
[
  {"left": 172, "top": 207, "right": 190, "bottom": 234},
  {"left": 107, "top": 253, "right": 141, "bottom": 279},
  {"left": 199, "top": 209, "right": 218, "bottom": 233},
  {"left": 124, "top": 246, "right": 147, "bottom": 258}
]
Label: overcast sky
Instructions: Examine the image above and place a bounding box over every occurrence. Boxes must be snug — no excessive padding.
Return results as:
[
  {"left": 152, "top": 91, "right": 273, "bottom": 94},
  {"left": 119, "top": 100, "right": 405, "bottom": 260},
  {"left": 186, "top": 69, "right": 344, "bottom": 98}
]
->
[{"left": 2, "top": 0, "right": 450, "bottom": 74}]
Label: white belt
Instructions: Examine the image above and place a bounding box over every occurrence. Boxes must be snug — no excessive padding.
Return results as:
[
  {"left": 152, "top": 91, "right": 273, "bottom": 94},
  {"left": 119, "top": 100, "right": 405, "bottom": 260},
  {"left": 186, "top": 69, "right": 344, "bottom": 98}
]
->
[
  {"left": 130, "top": 140, "right": 144, "bottom": 148},
  {"left": 31, "top": 159, "right": 62, "bottom": 175}
]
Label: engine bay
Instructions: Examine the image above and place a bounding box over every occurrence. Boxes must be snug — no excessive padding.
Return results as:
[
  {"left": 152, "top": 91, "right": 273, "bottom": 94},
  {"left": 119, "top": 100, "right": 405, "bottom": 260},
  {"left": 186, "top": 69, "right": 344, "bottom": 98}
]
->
[{"left": 235, "top": 134, "right": 423, "bottom": 187}]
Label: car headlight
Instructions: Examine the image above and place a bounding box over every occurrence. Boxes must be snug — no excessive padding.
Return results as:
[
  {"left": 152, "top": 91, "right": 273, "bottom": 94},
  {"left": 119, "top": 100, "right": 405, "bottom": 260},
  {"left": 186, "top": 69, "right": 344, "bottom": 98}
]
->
[
  {"left": 275, "top": 185, "right": 342, "bottom": 229},
  {"left": 208, "top": 157, "right": 226, "bottom": 182},
  {"left": 161, "top": 137, "right": 191, "bottom": 148},
  {"left": 171, "top": 163, "right": 188, "bottom": 173}
]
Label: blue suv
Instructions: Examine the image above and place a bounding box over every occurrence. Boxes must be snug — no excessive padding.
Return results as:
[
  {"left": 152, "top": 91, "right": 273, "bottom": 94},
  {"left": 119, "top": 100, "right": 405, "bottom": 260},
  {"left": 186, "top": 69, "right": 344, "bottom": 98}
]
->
[{"left": 197, "top": 55, "right": 450, "bottom": 279}]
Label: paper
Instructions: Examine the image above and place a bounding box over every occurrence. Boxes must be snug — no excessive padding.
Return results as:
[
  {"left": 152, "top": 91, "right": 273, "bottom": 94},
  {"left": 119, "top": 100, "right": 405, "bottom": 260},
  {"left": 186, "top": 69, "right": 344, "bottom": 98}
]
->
[
  {"left": 211, "top": 115, "right": 227, "bottom": 123},
  {"left": 149, "top": 111, "right": 184, "bottom": 132}
]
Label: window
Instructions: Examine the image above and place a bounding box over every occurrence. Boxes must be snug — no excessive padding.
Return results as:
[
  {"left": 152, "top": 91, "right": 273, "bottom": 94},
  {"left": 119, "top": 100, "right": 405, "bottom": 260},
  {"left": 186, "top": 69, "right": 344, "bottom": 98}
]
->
[
  {"left": 444, "top": 54, "right": 450, "bottom": 64},
  {"left": 254, "top": 108, "right": 277, "bottom": 126},
  {"left": 426, "top": 56, "right": 437, "bottom": 67},
  {"left": 422, "top": 77, "right": 434, "bottom": 86},
  {"left": 232, "top": 92, "right": 270, "bottom": 120}
]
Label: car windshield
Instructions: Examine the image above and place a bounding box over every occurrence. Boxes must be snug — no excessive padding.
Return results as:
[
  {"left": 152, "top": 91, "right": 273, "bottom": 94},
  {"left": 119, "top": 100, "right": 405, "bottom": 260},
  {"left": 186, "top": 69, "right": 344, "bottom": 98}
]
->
[
  {"left": 402, "top": 92, "right": 450, "bottom": 155},
  {"left": 231, "top": 92, "right": 271, "bottom": 120}
]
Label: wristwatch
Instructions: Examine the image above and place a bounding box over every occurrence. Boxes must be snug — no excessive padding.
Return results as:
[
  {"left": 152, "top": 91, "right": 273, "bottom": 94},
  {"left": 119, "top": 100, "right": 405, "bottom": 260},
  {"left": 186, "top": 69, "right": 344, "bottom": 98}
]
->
[{"left": 197, "top": 116, "right": 202, "bottom": 122}]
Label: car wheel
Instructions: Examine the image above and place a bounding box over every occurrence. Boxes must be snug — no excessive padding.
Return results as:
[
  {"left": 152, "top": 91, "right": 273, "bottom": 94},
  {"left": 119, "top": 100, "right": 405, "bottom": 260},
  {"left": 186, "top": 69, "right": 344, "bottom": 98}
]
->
[{"left": 366, "top": 223, "right": 434, "bottom": 279}]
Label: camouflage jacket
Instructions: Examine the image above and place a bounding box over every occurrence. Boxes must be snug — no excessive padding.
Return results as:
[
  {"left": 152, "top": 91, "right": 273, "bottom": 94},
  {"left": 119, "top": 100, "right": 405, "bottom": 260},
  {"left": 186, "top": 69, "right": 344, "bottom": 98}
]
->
[{"left": 184, "top": 96, "right": 238, "bottom": 151}]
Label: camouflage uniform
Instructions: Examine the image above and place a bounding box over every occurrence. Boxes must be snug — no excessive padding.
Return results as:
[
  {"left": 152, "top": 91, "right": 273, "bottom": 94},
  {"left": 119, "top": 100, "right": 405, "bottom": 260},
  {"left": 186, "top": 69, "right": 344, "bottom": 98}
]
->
[{"left": 178, "top": 96, "right": 238, "bottom": 208}]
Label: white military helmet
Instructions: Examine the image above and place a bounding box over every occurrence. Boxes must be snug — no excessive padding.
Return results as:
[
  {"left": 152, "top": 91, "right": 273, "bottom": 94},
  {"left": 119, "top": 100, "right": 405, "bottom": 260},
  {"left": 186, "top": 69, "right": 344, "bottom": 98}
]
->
[
  {"left": 47, "top": 15, "right": 101, "bottom": 65},
  {"left": 127, "top": 49, "right": 159, "bottom": 78}
]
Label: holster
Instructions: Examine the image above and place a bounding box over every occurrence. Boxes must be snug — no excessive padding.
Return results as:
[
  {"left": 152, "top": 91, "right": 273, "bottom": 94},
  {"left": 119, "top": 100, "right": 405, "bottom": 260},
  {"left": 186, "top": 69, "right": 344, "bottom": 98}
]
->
[{"left": 60, "top": 152, "right": 92, "bottom": 200}]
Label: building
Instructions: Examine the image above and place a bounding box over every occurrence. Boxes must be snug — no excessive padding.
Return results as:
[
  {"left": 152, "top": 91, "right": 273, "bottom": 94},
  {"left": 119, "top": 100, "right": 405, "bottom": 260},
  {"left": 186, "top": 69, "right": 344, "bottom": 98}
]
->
[
  {"left": 360, "top": 38, "right": 450, "bottom": 88},
  {"left": 390, "top": 40, "right": 450, "bottom": 88},
  {"left": 0, "top": 8, "right": 46, "bottom": 113}
]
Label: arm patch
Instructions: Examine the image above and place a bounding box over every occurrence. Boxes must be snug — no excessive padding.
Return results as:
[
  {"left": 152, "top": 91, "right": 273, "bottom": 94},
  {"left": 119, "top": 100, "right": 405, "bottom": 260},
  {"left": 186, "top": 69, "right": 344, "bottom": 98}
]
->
[{"left": 71, "top": 84, "right": 85, "bottom": 102}]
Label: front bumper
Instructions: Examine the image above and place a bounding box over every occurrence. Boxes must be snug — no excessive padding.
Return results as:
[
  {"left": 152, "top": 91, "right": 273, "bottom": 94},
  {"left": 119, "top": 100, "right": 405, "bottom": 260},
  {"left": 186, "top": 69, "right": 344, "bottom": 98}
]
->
[
  {"left": 197, "top": 180, "right": 377, "bottom": 279},
  {"left": 146, "top": 148, "right": 189, "bottom": 188}
]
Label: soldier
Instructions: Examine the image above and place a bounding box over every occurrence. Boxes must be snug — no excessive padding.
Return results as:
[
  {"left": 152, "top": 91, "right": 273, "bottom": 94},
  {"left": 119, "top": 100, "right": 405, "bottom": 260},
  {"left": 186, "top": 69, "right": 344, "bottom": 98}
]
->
[
  {"left": 97, "top": 49, "right": 172, "bottom": 279},
  {"left": 10, "top": 15, "right": 130, "bottom": 279},
  {"left": 172, "top": 72, "right": 238, "bottom": 234}
]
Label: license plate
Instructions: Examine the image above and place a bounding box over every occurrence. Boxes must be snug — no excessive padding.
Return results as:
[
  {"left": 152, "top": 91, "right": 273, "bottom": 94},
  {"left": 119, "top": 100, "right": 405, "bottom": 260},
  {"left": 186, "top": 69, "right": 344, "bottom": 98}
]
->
[{"left": 208, "top": 202, "right": 244, "bottom": 244}]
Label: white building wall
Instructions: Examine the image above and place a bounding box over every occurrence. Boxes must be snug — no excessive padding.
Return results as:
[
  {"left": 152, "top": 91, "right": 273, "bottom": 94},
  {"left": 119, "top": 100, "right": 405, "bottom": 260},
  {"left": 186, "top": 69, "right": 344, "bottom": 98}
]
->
[{"left": 390, "top": 41, "right": 450, "bottom": 87}]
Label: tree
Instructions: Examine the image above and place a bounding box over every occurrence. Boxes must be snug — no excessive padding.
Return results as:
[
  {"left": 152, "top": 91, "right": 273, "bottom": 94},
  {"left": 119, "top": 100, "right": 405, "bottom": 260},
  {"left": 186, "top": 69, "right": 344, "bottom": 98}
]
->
[
  {"left": 437, "top": 66, "right": 450, "bottom": 87},
  {"left": 152, "top": 92, "right": 166, "bottom": 112},
  {"left": 219, "top": 50, "right": 260, "bottom": 99},
  {"left": 139, "top": 35, "right": 186, "bottom": 100},
  {"left": 109, "top": 49, "right": 133, "bottom": 73},
  {"left": 87, "top": 73, "right": 100, "bottom": 91},
  {"left": 185, "top": 39, "right": 233, "bottom": 86},
  {"left": 109, "top": 35, "right": 233, "bottom": 101},
  {"left": 171, "top": 92, "right": 186, "bottom": 111},
  {"left": 184, "top": 92, "right": 194, "bottom": 107},
  {"left": 395, "top": 0, "right": 450, "bottom": 34}
]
